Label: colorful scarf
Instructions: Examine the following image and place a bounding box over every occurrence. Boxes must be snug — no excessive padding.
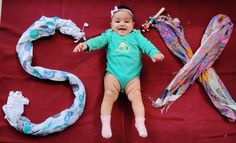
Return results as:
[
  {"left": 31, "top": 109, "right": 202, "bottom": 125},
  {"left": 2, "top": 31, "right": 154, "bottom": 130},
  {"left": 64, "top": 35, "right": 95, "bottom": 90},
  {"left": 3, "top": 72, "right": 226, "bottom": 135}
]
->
[
  {"left": 153, "top": 14, "right": 236, "bottom": 122},
  {"left": 2, "top": 16, "right": 86, "bottom": 135}
]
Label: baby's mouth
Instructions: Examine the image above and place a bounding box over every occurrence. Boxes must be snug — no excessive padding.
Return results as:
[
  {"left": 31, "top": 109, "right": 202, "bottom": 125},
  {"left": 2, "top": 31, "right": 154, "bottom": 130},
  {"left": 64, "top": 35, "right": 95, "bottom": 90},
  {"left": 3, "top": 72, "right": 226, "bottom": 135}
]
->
[{"left": 118, "top": 28, "right": 127, "bottom": 31}]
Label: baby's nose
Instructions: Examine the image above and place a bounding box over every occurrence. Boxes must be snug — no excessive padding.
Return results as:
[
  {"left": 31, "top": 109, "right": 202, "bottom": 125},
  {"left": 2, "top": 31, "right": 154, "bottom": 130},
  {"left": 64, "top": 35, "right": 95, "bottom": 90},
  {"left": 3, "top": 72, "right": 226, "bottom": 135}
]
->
[{"left": 120, "top": 21, "right": 125, "bottom": 25}]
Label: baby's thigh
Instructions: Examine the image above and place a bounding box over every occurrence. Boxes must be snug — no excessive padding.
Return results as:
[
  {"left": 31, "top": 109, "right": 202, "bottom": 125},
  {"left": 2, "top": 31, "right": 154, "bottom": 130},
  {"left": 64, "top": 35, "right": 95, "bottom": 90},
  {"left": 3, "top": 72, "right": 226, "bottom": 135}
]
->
[
  {"left": 104, "top": 74, "right": 121, "bottom": 93},
  {"left": 125, "top": 77, "right": 141, "bottom": 96}
]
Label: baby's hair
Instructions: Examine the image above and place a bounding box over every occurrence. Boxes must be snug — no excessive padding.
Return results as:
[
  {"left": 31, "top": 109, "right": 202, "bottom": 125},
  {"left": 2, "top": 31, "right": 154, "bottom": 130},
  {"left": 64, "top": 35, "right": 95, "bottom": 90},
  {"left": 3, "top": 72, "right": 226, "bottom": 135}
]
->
[{"left": 117, "top": 5, "right": 133, "bottom": 13}]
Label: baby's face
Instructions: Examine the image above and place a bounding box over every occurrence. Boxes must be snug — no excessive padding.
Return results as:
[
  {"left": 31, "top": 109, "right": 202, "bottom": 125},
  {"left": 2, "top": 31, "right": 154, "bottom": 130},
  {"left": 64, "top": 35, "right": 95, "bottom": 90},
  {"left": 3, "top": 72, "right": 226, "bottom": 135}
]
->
[{"left": 111, "top": 10, "right": 135, "bottom": 36}]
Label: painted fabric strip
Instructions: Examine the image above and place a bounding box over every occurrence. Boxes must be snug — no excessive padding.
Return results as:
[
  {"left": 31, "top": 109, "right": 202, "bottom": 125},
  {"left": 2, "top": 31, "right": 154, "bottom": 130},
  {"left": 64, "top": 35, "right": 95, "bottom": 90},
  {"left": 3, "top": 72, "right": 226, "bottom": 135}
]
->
[
  {"left": 153, "top": 14, "right": 236, "bottom": 121},
  {"left": 2, "top": 16, "right": 86, "bottom": 135}
]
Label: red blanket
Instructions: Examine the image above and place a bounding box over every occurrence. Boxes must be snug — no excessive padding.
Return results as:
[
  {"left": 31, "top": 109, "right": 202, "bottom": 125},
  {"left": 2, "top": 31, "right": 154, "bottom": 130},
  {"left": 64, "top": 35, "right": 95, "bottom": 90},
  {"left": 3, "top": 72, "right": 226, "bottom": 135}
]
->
[{"left": 0, "top": 0, "right": 236, "bottom": 142}]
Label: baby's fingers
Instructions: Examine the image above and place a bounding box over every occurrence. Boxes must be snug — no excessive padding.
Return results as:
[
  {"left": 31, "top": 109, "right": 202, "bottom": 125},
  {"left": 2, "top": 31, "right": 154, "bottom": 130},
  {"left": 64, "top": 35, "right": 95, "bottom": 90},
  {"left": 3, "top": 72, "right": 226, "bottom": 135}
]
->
[
  {"left": 73, "top": 47, "right": 80, "bottom": 52},
  {"left": 152, "top": 58, "right": 156, "bottom": 63},
  {"left": 157, "top": 54, "right": 164, "bottom": 61}
]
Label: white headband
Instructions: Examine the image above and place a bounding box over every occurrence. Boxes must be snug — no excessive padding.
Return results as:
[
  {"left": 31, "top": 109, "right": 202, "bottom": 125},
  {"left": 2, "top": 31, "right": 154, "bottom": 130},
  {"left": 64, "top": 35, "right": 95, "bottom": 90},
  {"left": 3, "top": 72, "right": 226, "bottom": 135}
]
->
[{"left": 110, "top": 6, "right": 134, "bottom": 17}]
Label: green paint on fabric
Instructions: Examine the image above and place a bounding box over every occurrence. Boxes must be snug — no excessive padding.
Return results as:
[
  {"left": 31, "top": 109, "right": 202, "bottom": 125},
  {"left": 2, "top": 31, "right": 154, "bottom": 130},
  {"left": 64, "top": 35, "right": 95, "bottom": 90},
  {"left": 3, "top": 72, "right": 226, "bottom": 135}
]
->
[{"left": 30, "top": 29, "right": 39, "bottom": 39}]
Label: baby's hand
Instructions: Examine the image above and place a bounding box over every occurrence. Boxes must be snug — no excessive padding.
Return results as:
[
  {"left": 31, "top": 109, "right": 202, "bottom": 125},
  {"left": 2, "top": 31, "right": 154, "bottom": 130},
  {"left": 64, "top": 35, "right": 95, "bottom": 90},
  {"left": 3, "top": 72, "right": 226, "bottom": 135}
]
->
[
  {"left": 73, "top": 43, "right": 88, "bottom": 52},
  {"left": 151, "top": 53, "right": 165, "bottom": 62}
]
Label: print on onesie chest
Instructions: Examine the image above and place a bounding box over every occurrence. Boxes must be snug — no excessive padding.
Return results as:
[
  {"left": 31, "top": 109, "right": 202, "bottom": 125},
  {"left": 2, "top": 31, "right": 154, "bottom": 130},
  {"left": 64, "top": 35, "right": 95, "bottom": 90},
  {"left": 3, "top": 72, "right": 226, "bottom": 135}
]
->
[{"left": 115, "top": 41, "right": 130, "bottom": 53}]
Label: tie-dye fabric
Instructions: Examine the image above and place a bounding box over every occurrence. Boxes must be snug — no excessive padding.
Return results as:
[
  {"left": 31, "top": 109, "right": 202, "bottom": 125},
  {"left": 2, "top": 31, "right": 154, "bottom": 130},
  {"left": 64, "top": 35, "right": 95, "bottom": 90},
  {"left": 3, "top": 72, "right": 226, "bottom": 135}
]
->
[
  {"left": 153, "top": 14, "right": 236, "bottom": 122},
  {"left": 2, "top": 16, "right": 86, "bottom": 135}
]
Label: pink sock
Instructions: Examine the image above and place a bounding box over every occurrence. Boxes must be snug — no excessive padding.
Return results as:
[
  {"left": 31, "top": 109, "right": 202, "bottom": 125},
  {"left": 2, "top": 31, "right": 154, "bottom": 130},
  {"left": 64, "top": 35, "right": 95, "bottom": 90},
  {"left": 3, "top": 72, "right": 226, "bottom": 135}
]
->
[
  {"left": 135, "top": 117, "right": 148, "bottom": 138},
  {"left": 100, "top": 115, "right": 112, "bottom": 138}
]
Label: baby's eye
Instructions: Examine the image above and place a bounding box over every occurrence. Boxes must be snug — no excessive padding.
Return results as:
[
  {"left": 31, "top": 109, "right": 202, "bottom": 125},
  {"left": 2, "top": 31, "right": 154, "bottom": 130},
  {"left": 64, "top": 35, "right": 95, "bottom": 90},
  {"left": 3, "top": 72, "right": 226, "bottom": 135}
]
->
[
  {"left": 115, "top": 20, "right": 120, "bottom": 23},
  {"left": 125, "top": 21, "right": 130, "bottom": 23}
]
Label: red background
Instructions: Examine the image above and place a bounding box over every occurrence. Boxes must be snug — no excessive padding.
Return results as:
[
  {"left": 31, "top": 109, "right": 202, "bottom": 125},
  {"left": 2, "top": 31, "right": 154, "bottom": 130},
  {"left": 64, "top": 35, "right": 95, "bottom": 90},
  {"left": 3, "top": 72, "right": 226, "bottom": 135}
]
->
[{"left": 0, "top": 0, "right": 236, "bottom": 143}]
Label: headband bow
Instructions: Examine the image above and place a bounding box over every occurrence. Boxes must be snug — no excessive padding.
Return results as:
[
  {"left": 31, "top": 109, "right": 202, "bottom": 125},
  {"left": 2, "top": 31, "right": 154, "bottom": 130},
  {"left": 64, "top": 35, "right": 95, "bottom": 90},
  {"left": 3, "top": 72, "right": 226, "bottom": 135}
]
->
[{"left": 111, "top": 6, "right": 119, "bottom": 17}]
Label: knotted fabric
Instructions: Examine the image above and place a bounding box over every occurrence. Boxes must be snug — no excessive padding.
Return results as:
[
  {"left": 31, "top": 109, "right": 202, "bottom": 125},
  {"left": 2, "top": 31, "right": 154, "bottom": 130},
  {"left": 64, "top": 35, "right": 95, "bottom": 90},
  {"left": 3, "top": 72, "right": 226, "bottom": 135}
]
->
[
  {"left": 2, "top": 16, "right": 86, "bottom": 135},
  {"left": 153, "top": 14, "right": 236, "bottom": 122}
]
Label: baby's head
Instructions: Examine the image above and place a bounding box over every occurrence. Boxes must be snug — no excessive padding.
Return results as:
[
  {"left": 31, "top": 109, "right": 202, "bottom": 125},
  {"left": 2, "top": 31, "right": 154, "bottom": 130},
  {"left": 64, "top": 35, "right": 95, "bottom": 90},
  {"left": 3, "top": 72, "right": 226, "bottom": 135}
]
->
[{"left": 110, "top": 5, "right": 135, "bottom": 36}]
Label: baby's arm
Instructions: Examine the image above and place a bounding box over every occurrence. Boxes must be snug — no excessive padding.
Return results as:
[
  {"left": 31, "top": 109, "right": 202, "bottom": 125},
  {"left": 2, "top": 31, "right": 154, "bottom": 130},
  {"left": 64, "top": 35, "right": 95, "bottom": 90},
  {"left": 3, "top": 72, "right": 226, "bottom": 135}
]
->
[
  {"left": 137, "top": 30, "right": 164, "bottom": 62},
  {"left": 73, "top": 43, "right": 88, "bottom": 52},
  {"left": 74, "top": 29, "right": 110, "bottom": 52}
]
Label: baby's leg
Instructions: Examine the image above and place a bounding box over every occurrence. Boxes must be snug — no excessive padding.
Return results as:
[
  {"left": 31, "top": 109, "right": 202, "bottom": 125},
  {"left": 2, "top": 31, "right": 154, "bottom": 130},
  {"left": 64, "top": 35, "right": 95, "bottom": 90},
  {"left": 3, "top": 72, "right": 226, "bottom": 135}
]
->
[
  {"left": 100, "top": 74, "right": 120, "bottom": 138},
  {"left": 125, "top": 78, "right": 147, "bottom": 138}
]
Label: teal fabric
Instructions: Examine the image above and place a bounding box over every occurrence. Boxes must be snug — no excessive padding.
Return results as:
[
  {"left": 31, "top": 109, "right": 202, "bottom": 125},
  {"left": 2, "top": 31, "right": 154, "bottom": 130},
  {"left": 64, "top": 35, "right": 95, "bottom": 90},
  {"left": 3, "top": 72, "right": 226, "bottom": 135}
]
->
[{"left": 85, "top": 29, "right": 160, "bottom": 90}]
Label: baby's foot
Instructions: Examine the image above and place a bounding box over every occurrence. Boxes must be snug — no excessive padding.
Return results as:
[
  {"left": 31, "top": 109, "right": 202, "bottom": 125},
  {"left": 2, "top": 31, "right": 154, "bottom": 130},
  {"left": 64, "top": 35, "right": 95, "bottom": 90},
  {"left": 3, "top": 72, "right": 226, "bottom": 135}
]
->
[
  {"left": 135, "top": 118, "right": 148, "bottom": 138},
  {"left": 101, "top": 115, "right": 112, "bottom": 138}
]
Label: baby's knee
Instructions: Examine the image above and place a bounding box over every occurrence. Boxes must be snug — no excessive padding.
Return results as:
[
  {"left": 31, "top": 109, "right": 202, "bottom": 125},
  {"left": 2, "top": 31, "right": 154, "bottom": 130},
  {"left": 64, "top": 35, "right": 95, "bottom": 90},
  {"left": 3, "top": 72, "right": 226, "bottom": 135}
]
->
[
  {"left": 127, "top": 89, "right": 142, "bottom": 102},
  {"left": 104, "top": 89, "right": 119, "bottom": 101}
]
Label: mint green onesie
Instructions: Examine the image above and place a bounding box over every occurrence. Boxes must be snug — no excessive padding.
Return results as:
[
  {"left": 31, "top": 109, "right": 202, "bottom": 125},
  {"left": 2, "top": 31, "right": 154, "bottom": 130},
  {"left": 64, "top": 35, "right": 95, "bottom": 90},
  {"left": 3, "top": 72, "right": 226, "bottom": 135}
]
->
[{"left": 85, "top": 29, "right": 160, "bottom": 91}]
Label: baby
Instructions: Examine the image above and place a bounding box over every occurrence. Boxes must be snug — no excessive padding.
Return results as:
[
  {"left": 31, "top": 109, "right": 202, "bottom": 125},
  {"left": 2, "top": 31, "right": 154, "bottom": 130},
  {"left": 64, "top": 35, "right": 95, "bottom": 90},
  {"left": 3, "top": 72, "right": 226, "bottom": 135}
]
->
[{"left": 73, "top": 5, "right": 164, "bottom": 138}]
